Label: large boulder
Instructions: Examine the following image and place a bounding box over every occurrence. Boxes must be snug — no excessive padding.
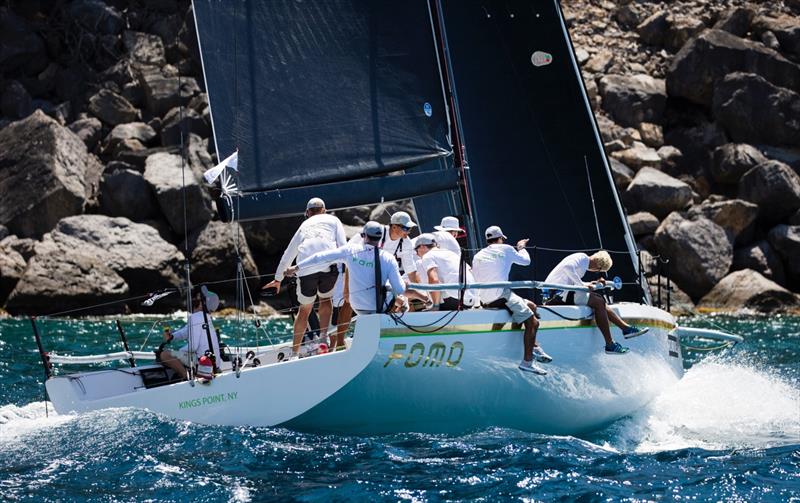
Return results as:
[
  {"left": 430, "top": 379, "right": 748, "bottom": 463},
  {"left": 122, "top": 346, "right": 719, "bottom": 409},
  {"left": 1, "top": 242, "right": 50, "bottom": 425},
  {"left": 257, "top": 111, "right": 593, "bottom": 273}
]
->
[
  {"left": 5, "top": 244, "right": 129, "bottom": 315},
  {"left": 667, "top": 29, "right": 800, "bottom": 106},
  {"left": 712, "top": 72, "right": 800, "bottom": 147},
  {"left": 99, "top": 169, "right": 160, "bottom": 222},
  {"left": 753, "top": 15, "right": 800, "bottom": 57},
  {"left": 88, "top": 89, "right": 141, "bottom": 126},
  {"left": 242, "top": 216, "right": 304, "bottom": 257},
  {"left": 101, "top": 122, "right": 157, "bottom": 156},
  {"left": 663, "top": 121, "right": 727, "bottom": 178},
  {"left": 609, "top": 158, "right": 634, "bottom": 190},
  {"left": 627, "top": 212, "right": 659, "bottom": 237},
  {"left": 687, "top": 197, "right": 758, "bottom": 244},
  {"left": 713, "top": 7, "right": 755, "bottom": 37},
  {"left": 623, "top": 167, "right": 693, "bottom": 218},
  {"left": 0, "top": 111, "right": 103, "bottom": 238},
  {"left": 143, "top": 152, "right": 214, "bottom": 233},
  {"left": 637, "top": 11, "right": 706, "bottom": 52},
  {"left": 137, "top": 66, "right": 201, "bottom": 116},
  {"left": 159, "top": 107, "right": 210, "bottom": 146},
  {"left": 654, "top": 212, "right": 732, "bottom": 298},
  {"left": 598, "top": 74, "right": 666, "bottom": 127},
  {"left": 0, "top": 235, "right": 37, "bottom": 261},
  {"left": 768, "top": 224, "right": 800, "bottom": 281},
  {"left": 733, "top": 240, "right": 786, "bottom": 286},
  {"left": 66, "top": 0, "right": 125, "bottom": 35},
  {"left": 738, "top": 161, "right": 800, "bottom": 223},
  {"left": 42, "top": 215, "right": 184, "bottom": 296},
  {"left": 122, "top": 31, "right": 166, "bottom": 66},
  {"left": 185, "top": 220, "right": 259, "bottom": 294},
  {"left": 67, "top": 117, "right": 103, "bottom": 150},
  {"left": 698, "top": 269, "right": 799, "bottom": 313},
  {"left": 711, "top": 143, "right": 768, "bottom": 184},
  {"left": 611, "top": 142, "right": 662, "bottom": 170}
]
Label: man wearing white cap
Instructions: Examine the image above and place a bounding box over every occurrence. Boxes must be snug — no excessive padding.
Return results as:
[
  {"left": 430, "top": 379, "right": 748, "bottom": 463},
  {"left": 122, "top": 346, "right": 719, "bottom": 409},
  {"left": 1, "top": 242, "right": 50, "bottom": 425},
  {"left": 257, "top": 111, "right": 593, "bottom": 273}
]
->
[
  {"left": 350, "top": 210, "right": 420, "bottom": 283},
  {"left": 159, "top": 288, "right": 222, "bottom": 380},
  {"left": 472, "top": 225, "right": 551, "bottom": 375},
  {"left": 263, "top": 197, "right": 346, "bottom": 356},
  {"left": 432, "top": 216, "right": 463, "bottom": 257},
  {"left": 414, "top": 233, "right": 475, "bottom": 310},
  {"left": 287, "top": 221, "right": 408, "bottom": 315}
]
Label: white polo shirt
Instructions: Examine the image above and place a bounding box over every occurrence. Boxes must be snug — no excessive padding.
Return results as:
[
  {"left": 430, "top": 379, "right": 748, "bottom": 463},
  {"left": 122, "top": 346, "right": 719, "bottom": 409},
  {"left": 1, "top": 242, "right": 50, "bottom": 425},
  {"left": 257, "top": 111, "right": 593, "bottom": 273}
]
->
[
  {"left": 275, "top": 214, "right": 347, "bottom": 280},
  {"left": 544, "top": 252, "right": 590, "bottom": 298},
  {"left": 420, "top": 248, "right": 475, "bottom": 305},
  {"left": 471, "top": 244, "right": 531, "bottom": 304}
]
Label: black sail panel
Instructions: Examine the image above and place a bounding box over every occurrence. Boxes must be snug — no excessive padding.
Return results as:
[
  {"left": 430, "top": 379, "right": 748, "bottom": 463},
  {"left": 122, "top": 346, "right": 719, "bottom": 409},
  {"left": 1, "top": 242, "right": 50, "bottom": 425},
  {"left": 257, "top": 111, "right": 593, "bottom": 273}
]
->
[
  {"left": 439, "top": 0, "right": 642, "bottom": 300},
  {"left": 193, "top": 0, "right": 451, "bottom": 192}
]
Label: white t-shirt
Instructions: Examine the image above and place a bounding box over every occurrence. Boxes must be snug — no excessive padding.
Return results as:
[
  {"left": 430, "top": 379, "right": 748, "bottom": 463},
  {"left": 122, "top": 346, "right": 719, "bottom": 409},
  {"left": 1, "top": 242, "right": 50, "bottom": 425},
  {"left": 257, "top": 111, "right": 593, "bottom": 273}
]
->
[
  {"left": 297, "top": 242, "right": 406, "bottom": 312},
  {"left": 544, "top": 252, "right": 590, "bottom": 298},
  {"left": 351, "top": 226, "right": 416, "bottom": 278},
  {"left": 471, "top": 244, "right": 531, "bottom": 304},
  {"left": 420, "top": 248, "right": 475, "bottom": 305},
  {"left": 275, "top": 214, "right": 346, "bottom": 280},
  {"left": 432, "top": 230, "right": 461, "bottom": 258},
  {"left": 173, "top": 310, "right": 222, "bottom": 362}
]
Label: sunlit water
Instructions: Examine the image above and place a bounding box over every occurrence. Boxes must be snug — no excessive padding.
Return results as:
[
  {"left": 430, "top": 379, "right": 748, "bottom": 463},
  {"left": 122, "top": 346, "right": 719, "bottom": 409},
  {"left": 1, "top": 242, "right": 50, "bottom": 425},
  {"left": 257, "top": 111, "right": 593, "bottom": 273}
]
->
[{"left": 0, "top": 314, "right": 798, "bottom": 501}]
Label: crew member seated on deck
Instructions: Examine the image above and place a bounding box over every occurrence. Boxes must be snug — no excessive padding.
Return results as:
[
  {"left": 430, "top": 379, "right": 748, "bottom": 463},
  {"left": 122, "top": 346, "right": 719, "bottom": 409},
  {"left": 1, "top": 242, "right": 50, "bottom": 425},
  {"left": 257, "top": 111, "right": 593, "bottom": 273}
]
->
[
  {"left": 414, "top": 233, "right": 476, "bottom": 311},
  {"left": 286, "top": 221, "right": 409, "bottom": 316},
  {"left": 471, "top": 225, "right": 551, "bottom": 375},
  {"left": 160, "top": 289, "right": 222, "bottom": 380},
  {"left": 544, "top": 251, "right": 648, "bottom": 354},
  {"left": 432, "top": 216, "right": 464, "bottom": 258}
]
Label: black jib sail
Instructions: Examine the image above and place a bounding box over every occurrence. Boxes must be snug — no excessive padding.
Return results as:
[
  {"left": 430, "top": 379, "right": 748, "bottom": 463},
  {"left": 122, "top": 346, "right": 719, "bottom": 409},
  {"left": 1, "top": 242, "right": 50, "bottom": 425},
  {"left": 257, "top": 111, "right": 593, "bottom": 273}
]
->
[
  {"left": 193, "top": 0, "right": 456, "bottom": 220},
  {"left": 425, "top": 0, "right": 643, "bottom": 301}
]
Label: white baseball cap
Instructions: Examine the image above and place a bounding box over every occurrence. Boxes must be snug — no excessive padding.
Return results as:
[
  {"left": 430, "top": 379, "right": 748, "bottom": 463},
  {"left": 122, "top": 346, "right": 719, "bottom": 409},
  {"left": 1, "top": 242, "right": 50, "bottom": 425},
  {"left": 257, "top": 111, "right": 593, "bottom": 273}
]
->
[
  {"left": 434, "top": 216, "right": 461, "bottom": 233},
  {"left": 414, "top": 233, "right": 437, "bottom": 249},
  {"left": 485, "top": 225, "right": 507, "bottom": 240},
  {"left": 390, "top": 211, "right": 417, "bottom": 229},
  {"left": 306, "top": 197, "right": 325, "bottom": 210},
  {"left": 362, "top": 221, "right": 383, "bottom": 239}
]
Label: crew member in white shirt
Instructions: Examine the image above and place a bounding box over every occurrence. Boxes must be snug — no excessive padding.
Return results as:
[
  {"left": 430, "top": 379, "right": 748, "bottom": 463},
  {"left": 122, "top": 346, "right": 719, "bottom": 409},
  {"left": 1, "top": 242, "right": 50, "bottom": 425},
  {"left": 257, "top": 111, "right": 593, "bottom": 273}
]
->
[
  {"left": 160, "top": 289, "right": 222, "bottom": 380},
  {"left": 472, "top": 225, "right": 551, "bottom": 375},
  {"left": 286, "top": 221, "right": 408, "bottom": 315},
  {"left": 414, "top": 233, "right": 475, "bottom": 310},
  {"left": 263, "top": 197, "right": 346, "bottom": 355},
  {"left": 432, "top": 216, "right": 463, "bottom": 258},
  {"left": 544, "top": 251, "right": 647, "bottom": 354},
  {"left": 350, "top": 211, "right": 420, "bottom": 284}
]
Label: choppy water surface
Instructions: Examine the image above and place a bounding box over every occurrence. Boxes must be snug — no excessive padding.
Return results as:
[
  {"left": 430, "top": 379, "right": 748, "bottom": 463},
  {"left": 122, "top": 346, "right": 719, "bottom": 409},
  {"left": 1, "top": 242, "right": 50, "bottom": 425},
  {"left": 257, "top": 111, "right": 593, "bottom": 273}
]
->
[{"left": 0, "top": 314, "right": 798, "bottom": 501}]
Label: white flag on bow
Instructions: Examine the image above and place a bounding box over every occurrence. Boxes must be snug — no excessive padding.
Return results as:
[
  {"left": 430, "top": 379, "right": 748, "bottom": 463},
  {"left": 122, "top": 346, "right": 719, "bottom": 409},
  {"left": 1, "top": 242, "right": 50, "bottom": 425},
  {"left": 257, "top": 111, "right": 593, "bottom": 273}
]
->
[{"left": 203, "top": 150, "right": 238, "bottom": 184}]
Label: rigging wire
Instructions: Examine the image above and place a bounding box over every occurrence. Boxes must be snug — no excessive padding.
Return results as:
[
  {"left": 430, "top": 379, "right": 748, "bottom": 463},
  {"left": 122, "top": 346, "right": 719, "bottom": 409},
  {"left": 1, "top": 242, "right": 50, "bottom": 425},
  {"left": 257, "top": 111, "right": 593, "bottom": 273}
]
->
[{"left": 584, "top": 155, "right": 603, "bottom": 249}]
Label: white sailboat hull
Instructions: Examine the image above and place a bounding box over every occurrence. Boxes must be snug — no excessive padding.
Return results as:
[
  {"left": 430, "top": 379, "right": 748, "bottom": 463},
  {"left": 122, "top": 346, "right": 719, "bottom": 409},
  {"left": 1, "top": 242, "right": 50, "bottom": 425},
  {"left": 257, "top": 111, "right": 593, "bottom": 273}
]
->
[{"left": 287, "top": 303, "right": 683, "bottom": 434}]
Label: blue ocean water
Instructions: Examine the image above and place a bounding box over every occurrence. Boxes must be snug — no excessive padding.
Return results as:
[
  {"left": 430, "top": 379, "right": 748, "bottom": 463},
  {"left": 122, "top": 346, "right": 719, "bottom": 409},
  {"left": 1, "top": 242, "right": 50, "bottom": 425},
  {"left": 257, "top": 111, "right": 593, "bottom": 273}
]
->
[{"left": 0, "top": 314, "right": 798, "bottom": 502}]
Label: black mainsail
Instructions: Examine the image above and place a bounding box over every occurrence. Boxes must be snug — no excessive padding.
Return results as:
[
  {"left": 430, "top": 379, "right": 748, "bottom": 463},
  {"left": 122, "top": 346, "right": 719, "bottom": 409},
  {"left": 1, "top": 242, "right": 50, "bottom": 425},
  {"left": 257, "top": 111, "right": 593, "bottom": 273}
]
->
[{"left": 193, "top": 0, "right": 458, "bottom": 220}]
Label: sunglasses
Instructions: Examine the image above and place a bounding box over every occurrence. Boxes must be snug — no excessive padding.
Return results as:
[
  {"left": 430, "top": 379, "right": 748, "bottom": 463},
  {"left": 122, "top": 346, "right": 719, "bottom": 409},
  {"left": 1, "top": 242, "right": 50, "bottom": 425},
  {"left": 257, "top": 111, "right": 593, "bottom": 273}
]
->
[{"left": 399, "top": 225, "right": 412, "bottom": 232}]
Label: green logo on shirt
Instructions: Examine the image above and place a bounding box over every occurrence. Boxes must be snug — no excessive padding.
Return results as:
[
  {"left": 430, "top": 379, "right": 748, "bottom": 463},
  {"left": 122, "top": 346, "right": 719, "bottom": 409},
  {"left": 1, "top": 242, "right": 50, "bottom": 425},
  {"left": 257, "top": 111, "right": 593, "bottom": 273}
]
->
[{"left": 352, "top": 256, "right": 374, "bottom": 268}]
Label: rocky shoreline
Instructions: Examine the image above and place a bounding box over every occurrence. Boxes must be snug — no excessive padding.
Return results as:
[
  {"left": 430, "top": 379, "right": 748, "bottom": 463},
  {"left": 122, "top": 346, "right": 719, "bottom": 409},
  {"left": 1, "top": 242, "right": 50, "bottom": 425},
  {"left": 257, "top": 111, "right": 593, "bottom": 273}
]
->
[{"left": 1, "top": 0, "right": 799, "bottom": 315}]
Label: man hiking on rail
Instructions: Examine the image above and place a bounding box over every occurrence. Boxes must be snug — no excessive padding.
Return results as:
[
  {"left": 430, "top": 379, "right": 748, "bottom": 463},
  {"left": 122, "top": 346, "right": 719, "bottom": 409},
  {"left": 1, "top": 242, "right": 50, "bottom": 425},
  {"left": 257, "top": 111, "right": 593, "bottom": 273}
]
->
[
  {"left": 286, "top": 221, "right": 409, "bottom": 316},
  {"left": 471, "top": 225, "right": 551, "bottom": 375},
  {"left": 263, "top": 197, "right": 347, "bottom": 357},
  {"left": 544, "top": 251, "right": 648, "bottom": 354}
]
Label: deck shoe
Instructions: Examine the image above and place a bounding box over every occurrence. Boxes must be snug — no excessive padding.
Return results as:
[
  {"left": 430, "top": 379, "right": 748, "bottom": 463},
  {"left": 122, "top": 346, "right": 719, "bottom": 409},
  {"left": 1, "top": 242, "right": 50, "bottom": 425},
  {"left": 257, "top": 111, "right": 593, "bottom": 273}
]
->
[
  {"left": 605, "top": 342, "right": 629, "bottom": 354},
  {"left": 518, "top": 359, "right": 547, "bottom": 375},
  {"left": 532, "top": 345, "right": 552, "bottom": 363},
  {"left": 622, "top": 325, "right": 649, "bottom": 339}
]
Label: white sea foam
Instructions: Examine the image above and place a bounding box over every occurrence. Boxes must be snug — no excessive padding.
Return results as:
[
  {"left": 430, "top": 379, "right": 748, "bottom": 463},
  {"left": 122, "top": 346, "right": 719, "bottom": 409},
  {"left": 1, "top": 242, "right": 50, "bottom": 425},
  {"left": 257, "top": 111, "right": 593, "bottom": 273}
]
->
[
  {"left": 609, "top": 358, "right": 800, "bottom": 452},
  {"left": 0, "top": 402, "right": 73, "bottom": 442}
]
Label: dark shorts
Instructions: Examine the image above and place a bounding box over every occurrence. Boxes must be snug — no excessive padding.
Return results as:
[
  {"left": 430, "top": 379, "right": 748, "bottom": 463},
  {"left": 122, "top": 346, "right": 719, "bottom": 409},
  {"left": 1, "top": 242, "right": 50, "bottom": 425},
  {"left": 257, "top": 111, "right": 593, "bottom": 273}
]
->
[
  {"left": 297, "top": 267, "right": 338, "bottom": 305},
  {"left": 439, "top": 297, "right": 461, "bottom": 311}
]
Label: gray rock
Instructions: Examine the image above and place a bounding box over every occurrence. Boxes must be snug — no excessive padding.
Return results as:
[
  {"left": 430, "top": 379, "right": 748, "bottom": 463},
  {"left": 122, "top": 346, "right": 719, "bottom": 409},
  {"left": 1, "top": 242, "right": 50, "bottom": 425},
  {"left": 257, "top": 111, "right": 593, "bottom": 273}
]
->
[
  {"left": 596, "top": 114, "right": 626, "bottom": 144},
  {"left": 755, "top": 145, "right": 800, "bottom": 174},
  {"left": 186, "top": 134, "right": 215, "bottom": 182},
  {"left": 159, "top": 107, "right": 210, "bottom": 147},
  {"left": 738, "top": 161, "right": 800, "bottom": 223},
  {"left": 637, "top": 11, "right": 705, "bottom": 52},
  {"left": 0, "top": 8, "right": 47, "bottom": 74},
  {"left": 712, "top": 72, "right": 800, "bottom": 147},
  {"left": 67, "top": 117, "right": 103, "bottom": 150},
  {"left": 753, "top": 15, "right": 800, "bottom": 56},
  {"left": 99, "top": 169, "right": 160, "bottom": 222},
  {"left": 137, "top": 66, "right": 201, "bottom": 116},
  {"left": 66, "top": 0, "right": 125, "bottom": 35},
  {"left": 5, "top": 243, "right": 129, "bottom": 315},
  {"left": 767, "top": 224, "right": 800, "bottom": 280},
  {"left": 761, "top": 31, "right": 781, "bottom": 51},
  {"left": 687, "top": 197, "right": 758, "bottom": 244},
  {"left": 143, "top": 152, "right": 214, "bottom": 233},
  {"left": 711, "top": 144, "right": 768, "bottom": 184},
  {"left": 0, "top": 111, "right": 103, "bottom": 238},
  {"left": 1, "top": 81, "right": 32, "bottom": 119},
  {"left": 733, "top": 240, "right": 786, "bottom": 286},
  {"left": 713, "top": 7, "right": 755, "bottom": 37},
  {"left": 334, "top": 206, "right": 372, "bottom": 227},
  {"left": 116, "top": 145, "right": 180, "bottom": 170},
  {"left": 699, "top": 269, "right": 799, "bottom": 313},
  {"left": 654, "top": 212, "right": 732, "bottom": 298},
  {"left": 609, "top": 158, "right": 634, "bottom": 190},
  {"left": 88, "top": 89, "right": 141, "bottom": 126},
  {"left": 624, "top": 167, "right": 693, "bottom": 218},
  {"left": 612, "top": 142, "right": 662, "bottom": 170},
  {"left": 101, "top": 122, "right": 157, "bottom": 156},
  {"left": 184, "top": 220, "right": 259, "bottom": 294},
  {"left": 122, "top": 31, "right": 166, "bottom": 65},
  {"left": 656, "top": 145, "right": 683, "bottom": 172},
  {"left": 0, "top": 236, "right": 37, "bottom": 261},
  {"left": 45, "top": 215, "right": 184, "bottom": 296},
  {"left": 599, "top": 74, "right": 666, "bottom": 128},
  {"left": 576, "top": 48, "right": 590, "bottom": 65},
  {"left": 663, "top": 122, "right": 727, "bottom": 177},
  {"left": 667, "top": 29, "right": 800, "bottom": 106},
  {"left": 0, "top": 242, "right": 26, "bottom": 303},
  {"left": 242, "top": 216, "right": 304, "bottom": 256},
  {"left": 628, "top": 212, "right": 659, "bottom": 236},
  {"left": 638, "top": 122, "right": 664, "bottom": 148},
  {"left": 585, "top": 50, "right": 614, "bottom": 73},
  {"left": 369, "top": 201, "right": 415, "bottom": 224}
]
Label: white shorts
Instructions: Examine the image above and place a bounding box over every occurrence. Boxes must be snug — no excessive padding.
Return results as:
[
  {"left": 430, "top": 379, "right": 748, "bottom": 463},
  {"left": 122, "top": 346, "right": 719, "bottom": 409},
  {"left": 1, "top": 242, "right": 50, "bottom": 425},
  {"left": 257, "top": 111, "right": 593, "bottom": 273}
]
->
[
  {"left": 172, "top": 348, "right": 194, "bottom": 367},
  {"left": 503, "top": 291, "right": 535, "bottom": 324}
]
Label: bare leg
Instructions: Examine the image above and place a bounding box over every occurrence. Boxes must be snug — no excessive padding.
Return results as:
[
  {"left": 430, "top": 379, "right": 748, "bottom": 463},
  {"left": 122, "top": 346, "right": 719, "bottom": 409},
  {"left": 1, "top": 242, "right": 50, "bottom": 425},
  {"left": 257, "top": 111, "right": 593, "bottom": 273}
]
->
[
  {"left": 606, "top": 305, "right": 630, "bottom": 330},
  {"left": 525, "top": 301, "right": 542, "bottom": 348},
  {"left": 335, "top": 302, "right": 352, "bottom": 349},
  {"left": 522, "top": 316, "right": 538, "bottom": 361},
  {"left": 159, "top": 350, "right": 188, "bottom": 380},
  {"left": 587, "top": 293, "right": 614, "bottom": 345},
  {"left": 318, "top": 298, "right": 332, "bottom": 343},
  {"left": 294, "top": 303, "right": 313, "bottom": 354}
]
